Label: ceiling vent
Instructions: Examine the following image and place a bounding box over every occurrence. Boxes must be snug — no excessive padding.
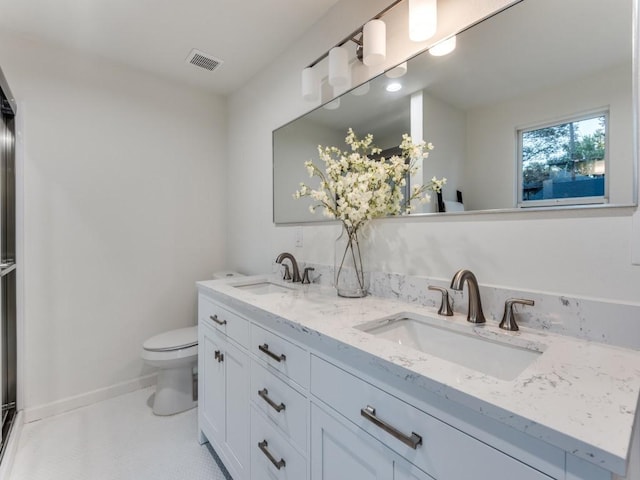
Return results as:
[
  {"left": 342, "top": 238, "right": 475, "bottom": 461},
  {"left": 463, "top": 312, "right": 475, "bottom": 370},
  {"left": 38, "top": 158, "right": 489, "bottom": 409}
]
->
[{"left": 186, "top": 49, "right": 223, "bottom": 72}]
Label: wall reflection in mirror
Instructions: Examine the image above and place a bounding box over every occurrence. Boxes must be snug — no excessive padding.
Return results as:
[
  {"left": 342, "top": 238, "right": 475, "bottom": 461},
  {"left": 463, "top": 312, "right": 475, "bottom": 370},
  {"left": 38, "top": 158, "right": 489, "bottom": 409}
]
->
[{"left": 273, "top": 0, "right": 635, "bottom": 224}]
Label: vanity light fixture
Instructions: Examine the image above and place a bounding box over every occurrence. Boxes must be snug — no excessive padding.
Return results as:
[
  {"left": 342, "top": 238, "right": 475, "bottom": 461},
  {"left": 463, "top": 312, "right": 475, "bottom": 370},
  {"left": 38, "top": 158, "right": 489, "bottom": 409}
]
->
[
  {"left": 301, "top": 0, "right": 402, "bottom": 101},
  {"left": 324, "top": 97, "right": 341, "bottom": 110},
  {"left": 386, "top": 82, "right": 402, "bottom": 92},
  {"left": 301, "top": 0, "right": 439, "bottom": 101},
  {"left": 428, "top": 35, "right": 457, "bottom": 56},
  {"left": 385, "top": 61, "right": 408, "bottom": 78},
  {"left": 328, "top": 46, "right": 350, "bottom": 87},
  {"left": 301, "top": 67, "right": 320, "bottom": 101},
  {"left": 351, "top": 59, "right": 370, "bottom": 96},
  {"left": 363, "top": 19, "right": 387, "bottom": 66},
  {"left": 409, "top": 0, "right": 437, "bottom": 42},
  {"left": 333, "top": 83, "right": 350, "bottom": 98}
]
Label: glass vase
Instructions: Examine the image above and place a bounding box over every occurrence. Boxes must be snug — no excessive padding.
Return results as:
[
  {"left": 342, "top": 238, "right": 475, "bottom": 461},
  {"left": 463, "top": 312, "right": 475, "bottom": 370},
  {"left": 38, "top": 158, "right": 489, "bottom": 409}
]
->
[{"left": 334, "top": 225, "right": 369, "bottom": 297}]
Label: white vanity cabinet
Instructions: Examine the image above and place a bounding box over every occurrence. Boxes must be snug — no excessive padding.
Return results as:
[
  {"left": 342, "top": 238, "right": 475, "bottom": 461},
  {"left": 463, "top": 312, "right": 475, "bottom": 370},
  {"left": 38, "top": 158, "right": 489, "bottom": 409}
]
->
[
  {"left": 249, "top": 323, "right": 310, "bottom": 479},
  {"left": 199, "top": 322, "right": 225, "bottom": 443},
  {"left": 198, "top": 296, "right": 250, "bottom": 480},
  {"left": 250, "top": 360, "right": 307, "bottom": 450},
  {"left": 311, "top": 401, "right": 432, "bottom": 480},
  {"left": 250, "top": 404, "right": 307, "bottom": 479},
  {"left": 197, "top": 285, "right": 632, "bottom": 480},
  {"left": 311, "top": 355, "right": 554, "bottom": 480}
]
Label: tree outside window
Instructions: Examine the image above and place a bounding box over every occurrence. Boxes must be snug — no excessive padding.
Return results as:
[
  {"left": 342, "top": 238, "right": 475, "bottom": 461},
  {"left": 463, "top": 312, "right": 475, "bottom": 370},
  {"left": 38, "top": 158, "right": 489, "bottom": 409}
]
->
[{"left": 519, "top": 113, "right": 607, "bottom": 206}]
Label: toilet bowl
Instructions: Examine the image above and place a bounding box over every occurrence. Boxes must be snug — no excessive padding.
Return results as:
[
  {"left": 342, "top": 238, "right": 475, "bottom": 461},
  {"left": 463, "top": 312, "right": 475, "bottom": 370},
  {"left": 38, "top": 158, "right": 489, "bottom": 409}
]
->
[{"left": 141, "top": 326, "right": 198, "bottom": 416}]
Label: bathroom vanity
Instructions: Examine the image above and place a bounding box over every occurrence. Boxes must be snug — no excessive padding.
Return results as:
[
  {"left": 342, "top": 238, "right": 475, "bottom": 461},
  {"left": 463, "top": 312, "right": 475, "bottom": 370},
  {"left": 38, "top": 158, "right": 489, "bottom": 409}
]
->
[{"left": 197, "top": 276, "right": 640, "bottom": 480}]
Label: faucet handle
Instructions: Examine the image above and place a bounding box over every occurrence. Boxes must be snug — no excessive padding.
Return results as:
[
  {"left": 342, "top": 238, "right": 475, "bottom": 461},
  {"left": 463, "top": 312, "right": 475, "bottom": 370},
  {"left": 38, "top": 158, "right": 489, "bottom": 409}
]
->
[
  {"left": 282, "top": 264, "right": 292, "bottom": 281},
  {"left": 499, "top": 298, "right": 535, "bottom": 331},
  {"left": 428, "top": 286, "right": 454, "bottom": 316},
  {"left": 302, "top": 267, "right": 315, "bottom": 284}
]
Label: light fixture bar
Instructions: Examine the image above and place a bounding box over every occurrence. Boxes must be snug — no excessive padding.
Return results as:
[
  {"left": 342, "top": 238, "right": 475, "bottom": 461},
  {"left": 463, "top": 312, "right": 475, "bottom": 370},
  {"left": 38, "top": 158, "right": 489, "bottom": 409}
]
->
[{"left": 306, "top": 0, "right": 402, "bottom": 69}]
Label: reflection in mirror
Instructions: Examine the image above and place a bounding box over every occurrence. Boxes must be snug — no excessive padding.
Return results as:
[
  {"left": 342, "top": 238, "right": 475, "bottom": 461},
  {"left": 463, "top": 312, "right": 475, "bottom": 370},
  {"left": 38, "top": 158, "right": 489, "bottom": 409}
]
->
[
  {"left": 273, "top": 0, "right": 634, "bottom": 224},
  {"left": 518, "top": 111, "right": 608, "bottom": 207}
]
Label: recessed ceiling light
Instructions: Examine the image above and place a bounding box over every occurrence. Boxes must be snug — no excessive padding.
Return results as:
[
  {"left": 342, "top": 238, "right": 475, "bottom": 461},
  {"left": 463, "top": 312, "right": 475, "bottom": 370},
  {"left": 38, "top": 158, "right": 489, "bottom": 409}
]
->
[{"left": 386, "top": 82, "right": 402, "bottom": 92}]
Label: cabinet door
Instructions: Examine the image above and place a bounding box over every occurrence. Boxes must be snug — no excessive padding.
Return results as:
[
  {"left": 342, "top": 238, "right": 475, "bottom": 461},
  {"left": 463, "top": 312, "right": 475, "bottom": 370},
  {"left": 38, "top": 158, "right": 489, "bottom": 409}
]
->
[
  {"left": 311, "top": 403, "right": 393, "bottom": 480},
  {"left": 201, "top": 326, "right": 226, "bottom": 444},
  {"left": 224, "top": 340, "right": 250, "bottom": 479},
  {"left": 395, "top": 464, "right": 433, "bottom": 480}
]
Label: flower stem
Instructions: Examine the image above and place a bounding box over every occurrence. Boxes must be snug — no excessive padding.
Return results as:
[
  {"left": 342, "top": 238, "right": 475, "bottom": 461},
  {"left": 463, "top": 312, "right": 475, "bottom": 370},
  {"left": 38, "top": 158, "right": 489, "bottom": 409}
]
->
[{"left": 336, "top": 225, "right": 365, "bottom": 294}]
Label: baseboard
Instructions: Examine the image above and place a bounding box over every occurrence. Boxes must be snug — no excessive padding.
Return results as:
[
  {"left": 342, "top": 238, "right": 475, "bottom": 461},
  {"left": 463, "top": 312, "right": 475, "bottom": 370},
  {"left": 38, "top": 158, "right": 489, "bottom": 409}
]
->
[
  {"left": 0, "top": 410, "right": 24, "bottom": 480},
  {"left": 23, "top": 373, "right": 157, "bottom": 423}
]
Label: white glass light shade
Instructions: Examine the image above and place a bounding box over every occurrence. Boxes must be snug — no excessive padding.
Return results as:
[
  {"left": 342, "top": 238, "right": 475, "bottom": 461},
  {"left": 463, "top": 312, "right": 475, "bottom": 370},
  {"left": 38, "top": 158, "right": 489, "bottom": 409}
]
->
[
  {"left": 351, "top": 83, "right": 370, "bottom": 96},
  {"left": 428, "top": 35, "right": 457, "bottom": 56},
  {"left": 333, "top": 83, "right": 349, "bottom": 97},
  {"left": 409, "top": 0, "right": 437, "bottom": 42},
  {"left": 324, "top": 97, "right": 341, "bottom": 110},
  {"left": 351, "top": 60, "right": 370, "bottom": 96},
  {"left": 363, "top": 19, "right": 386, "bottom": 66},
  {"left": 385, "top": 62, "right": 407, "bottom": 78},
  {"left": 328, "top": 46, "right": 350, "bottom": 87},
  {"left": 301, "top": 67, "right": 320, "bottom": 101}
]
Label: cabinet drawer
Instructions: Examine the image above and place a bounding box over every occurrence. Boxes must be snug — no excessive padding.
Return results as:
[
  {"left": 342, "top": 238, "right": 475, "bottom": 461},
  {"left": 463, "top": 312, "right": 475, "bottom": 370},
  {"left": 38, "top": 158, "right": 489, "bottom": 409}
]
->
[
  {"left": 251, "top": 406, "right": 306, "bottom": 480},
  {"left": 251, "top": 360, "right": 307, "bottom": 450},
  {"left": 311, "top": 355, "right": 553, "bottom": 480},
  {"left": 198, "top": 294, "right": 249, "bottom": 347},
  {"left": 251, "top": 324, "right": 309, "bottom": 388}
]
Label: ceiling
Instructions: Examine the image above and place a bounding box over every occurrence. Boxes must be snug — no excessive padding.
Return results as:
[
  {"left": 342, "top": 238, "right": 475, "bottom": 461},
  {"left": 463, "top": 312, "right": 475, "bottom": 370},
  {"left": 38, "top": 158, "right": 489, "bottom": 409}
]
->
[{"left": 0, "top": 0, "right": 341, "bottom": 94}]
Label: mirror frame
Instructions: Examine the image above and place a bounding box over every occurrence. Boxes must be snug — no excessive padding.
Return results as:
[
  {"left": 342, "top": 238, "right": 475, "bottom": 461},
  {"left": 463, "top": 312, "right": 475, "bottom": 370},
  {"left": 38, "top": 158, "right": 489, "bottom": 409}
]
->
[{"left": 273, "top": 0, "right": 638, "bottom": 225}]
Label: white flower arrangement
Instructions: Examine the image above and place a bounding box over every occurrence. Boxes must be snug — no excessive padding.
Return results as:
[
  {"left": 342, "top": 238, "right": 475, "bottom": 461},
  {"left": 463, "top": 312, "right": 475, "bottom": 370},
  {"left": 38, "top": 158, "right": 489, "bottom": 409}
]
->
[
  {"left": 294, "top": 128, "right": 446, "bottom": 231},
  {"left": 293, "top": 129, "right": 446, "bottom": 297}
]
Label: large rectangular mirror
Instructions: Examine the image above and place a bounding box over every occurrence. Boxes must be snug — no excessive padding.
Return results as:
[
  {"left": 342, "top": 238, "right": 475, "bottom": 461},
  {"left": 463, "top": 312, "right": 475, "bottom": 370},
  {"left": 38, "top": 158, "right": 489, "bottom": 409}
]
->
[{"left": 273, "top": 0, "right": 635, "bottom": 224}]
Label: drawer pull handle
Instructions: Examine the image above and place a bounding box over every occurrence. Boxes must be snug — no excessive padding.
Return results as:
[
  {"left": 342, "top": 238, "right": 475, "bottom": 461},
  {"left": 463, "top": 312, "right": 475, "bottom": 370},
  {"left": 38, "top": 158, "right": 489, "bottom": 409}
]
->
[
  {"left": 210, "top": 314, "right": 227, "bottom": 326},
  {"left": 258, "top": 388, "right": 286, "bottom": 412},
  {"left": 360, "top": 405, "right": 422, "bottom": 449},
  {"left": 259, "top": 343, "right": 286, "bottom": 362},
  {"left": 214, "top": 350, "right": 224, "bottom": 363},
  {"left": 258, "top": 440, "right": 286, "bottom": 470}
]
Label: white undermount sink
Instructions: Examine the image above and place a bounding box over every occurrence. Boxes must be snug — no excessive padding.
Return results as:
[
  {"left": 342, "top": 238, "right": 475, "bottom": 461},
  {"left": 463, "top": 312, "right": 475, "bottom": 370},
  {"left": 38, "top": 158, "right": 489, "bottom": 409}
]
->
[
  {"left": 355, "top": 313, "right": 544, "bottom": 381},
  {"left": 232, "top": 281, "right": 295, "bottom": 295}
]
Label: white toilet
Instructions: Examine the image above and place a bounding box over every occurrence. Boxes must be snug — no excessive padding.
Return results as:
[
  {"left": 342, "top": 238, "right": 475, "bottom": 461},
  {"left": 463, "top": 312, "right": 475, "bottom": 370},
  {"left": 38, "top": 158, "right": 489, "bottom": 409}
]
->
[
  {"left": 141, "top": 271, "right": 244, "bottom": 415},
  {"left": 141, "top": 326, "right": 198, "bottom": 416}
]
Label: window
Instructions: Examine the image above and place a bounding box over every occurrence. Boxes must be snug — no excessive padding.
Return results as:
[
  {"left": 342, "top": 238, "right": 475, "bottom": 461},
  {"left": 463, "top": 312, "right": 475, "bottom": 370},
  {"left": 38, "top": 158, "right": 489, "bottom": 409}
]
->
[{"left": 518, "top": 112, "right": 608, "bottom": 207}]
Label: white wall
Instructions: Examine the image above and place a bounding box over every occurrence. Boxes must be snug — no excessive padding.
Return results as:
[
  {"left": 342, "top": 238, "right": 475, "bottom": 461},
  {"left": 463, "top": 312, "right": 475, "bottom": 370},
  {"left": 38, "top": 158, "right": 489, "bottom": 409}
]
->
[
  {"left": 0, "top": 32, "right": 227, "bottom": 415},
  {"left": 227, "top": 0, "right": 640, "bottom": 304},
  {"left": 423, "top": 92, "right": 466, "bottom": 206}
]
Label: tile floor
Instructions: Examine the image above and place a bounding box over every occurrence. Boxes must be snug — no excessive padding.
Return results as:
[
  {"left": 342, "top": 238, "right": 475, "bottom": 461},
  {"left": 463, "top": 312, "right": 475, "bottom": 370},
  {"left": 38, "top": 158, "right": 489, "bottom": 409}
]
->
[{"left": 9, "top": 387, "right": 229, "bottom": 480}]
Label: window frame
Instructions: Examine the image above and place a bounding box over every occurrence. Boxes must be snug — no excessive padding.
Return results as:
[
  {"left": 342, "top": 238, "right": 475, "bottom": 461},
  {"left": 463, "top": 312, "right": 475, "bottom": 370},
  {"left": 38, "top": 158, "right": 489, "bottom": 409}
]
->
[{"left": 516, "top": 109, "right": 610, "bottom": 208}]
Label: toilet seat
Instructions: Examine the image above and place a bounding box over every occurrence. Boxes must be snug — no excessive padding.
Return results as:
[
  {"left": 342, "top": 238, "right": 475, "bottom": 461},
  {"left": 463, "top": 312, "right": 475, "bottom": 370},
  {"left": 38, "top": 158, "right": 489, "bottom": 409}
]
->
[
  {"left": 140, "top": 343, "right": 198, "bottom": 363},
  {"left": 143, "top": 326, "right": 197, "bottom": 352},
  {"left": 141, "top": 325, "right": 198, "bottom": 416}
]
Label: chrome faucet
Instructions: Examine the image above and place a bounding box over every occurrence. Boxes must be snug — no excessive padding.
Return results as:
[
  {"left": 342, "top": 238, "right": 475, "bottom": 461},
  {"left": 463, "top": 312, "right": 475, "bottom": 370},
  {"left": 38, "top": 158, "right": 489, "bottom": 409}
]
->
[
  {"left": 450, "top": 269, "right": 486, "bottom": 324},
  {"left": 275, "top": 252, "right": 302, "bottom": 283}
]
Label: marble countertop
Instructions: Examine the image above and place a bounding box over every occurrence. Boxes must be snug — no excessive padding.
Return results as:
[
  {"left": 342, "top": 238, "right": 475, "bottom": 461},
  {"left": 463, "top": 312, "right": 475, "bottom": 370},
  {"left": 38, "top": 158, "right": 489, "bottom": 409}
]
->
[{"left": 198, "top": 275, "right": 640, "bottom": 475}]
